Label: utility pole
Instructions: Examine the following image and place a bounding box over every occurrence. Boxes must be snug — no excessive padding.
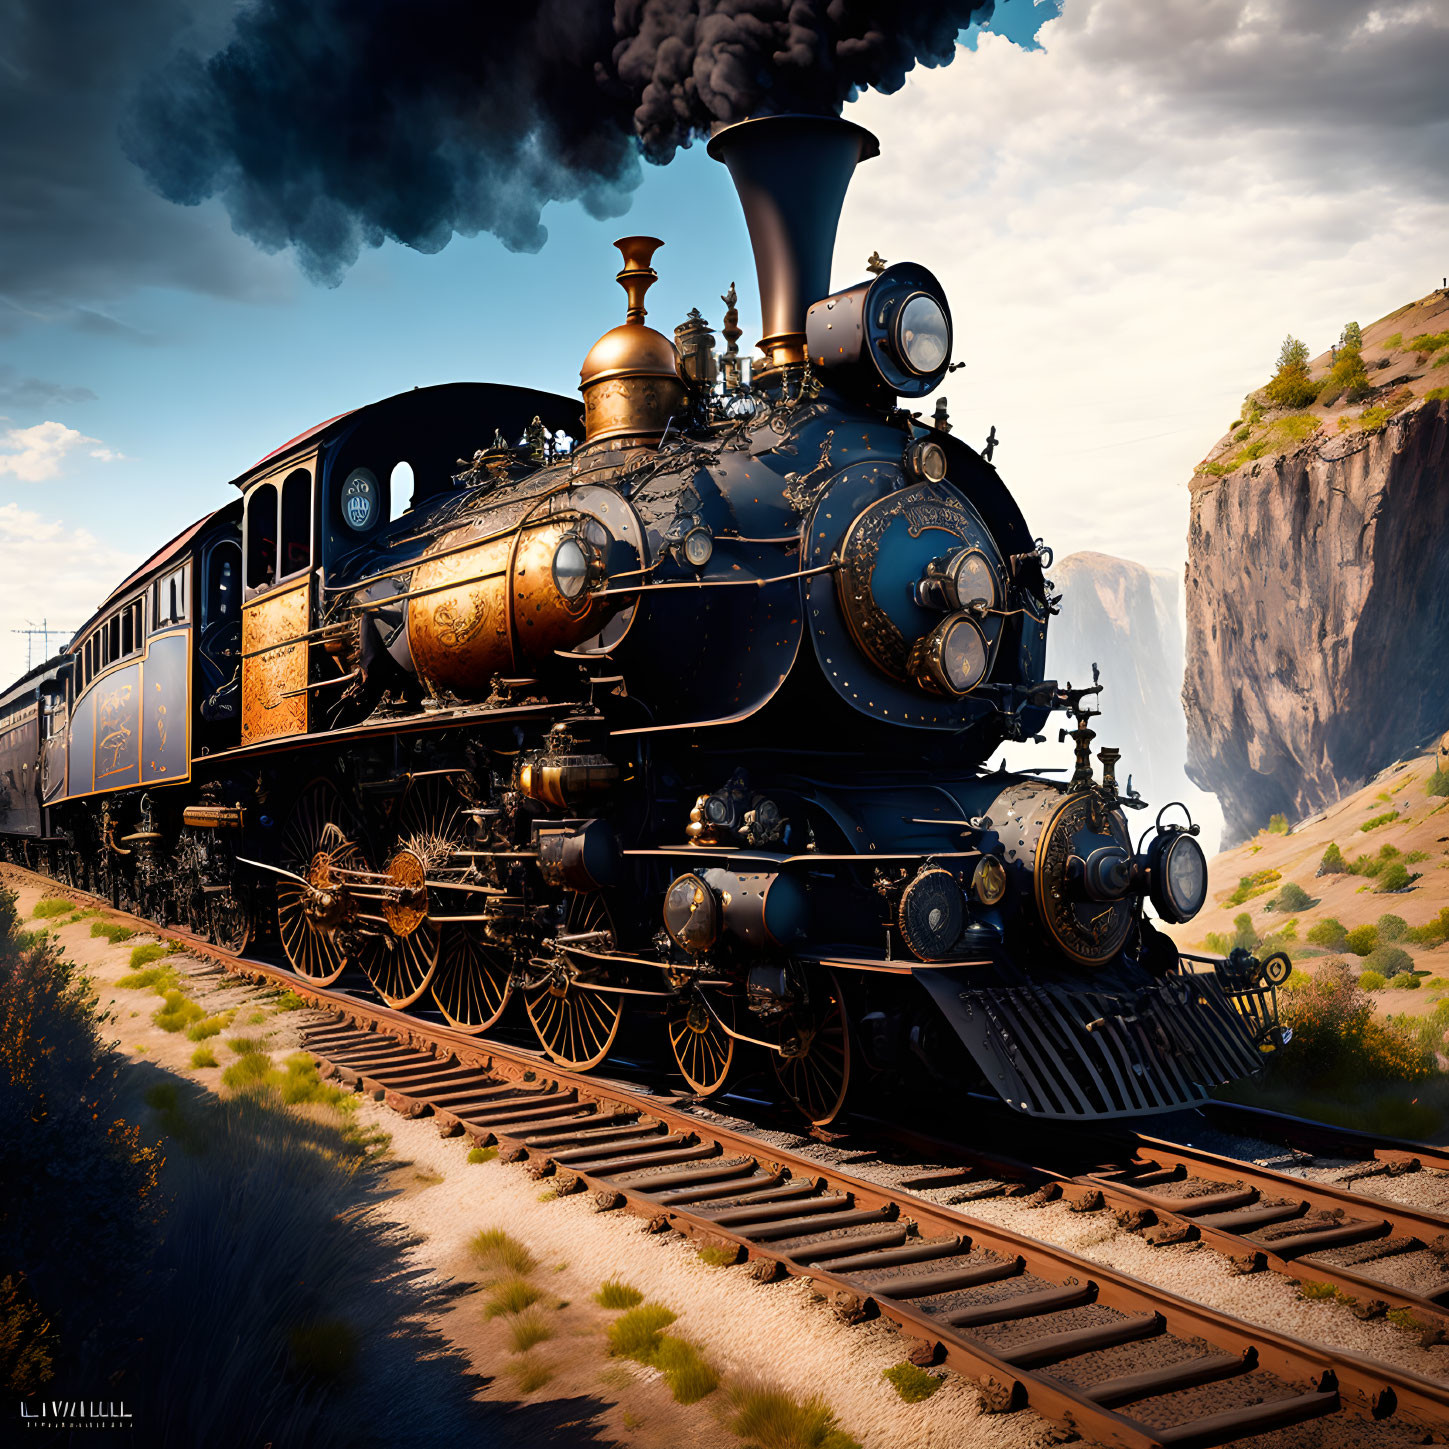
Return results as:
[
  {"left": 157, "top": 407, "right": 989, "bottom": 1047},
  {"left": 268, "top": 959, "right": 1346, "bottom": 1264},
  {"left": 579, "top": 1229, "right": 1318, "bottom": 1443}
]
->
[{"left": 10, "top": 619, "right": 72, "bottom": 673}]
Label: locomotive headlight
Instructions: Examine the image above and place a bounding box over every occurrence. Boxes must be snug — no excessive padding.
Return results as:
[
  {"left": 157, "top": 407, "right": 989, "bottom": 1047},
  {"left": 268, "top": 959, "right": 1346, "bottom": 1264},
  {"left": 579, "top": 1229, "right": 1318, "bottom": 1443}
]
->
[
  {"left": 905, "top": 438, "right": 949, "bottom": 484},
  {"left": 663, "top": 872, "right": 719, "bottom": 954},
  {"left": 1145, "top": 830, "right": 1208, "bottom": 923},
  {"left": 897, "top": 294, "right": 951, "bottom": 375},
  {"left": 552, "top": 533, "right": 603, "bottom": 606},
  {"left": 908, "top": 614, "right": 988, "bottom": 697}
]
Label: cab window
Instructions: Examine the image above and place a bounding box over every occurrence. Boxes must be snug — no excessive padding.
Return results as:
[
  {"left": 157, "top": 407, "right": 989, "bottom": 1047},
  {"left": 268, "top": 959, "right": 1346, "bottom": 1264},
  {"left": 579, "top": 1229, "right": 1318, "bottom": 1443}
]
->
[
  {"left": 280, "top": 468, "right": 311, "bottom": 578},
  {"left": 246, "top": 483, "right": 278, "bottom": 590}
]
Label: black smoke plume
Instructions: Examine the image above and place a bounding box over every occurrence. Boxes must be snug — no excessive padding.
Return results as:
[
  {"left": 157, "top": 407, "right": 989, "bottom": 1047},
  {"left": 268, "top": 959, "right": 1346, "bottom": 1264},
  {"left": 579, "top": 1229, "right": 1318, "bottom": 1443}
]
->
[{"left": 125, "top": 1, "right": 994, "bottom": 284}]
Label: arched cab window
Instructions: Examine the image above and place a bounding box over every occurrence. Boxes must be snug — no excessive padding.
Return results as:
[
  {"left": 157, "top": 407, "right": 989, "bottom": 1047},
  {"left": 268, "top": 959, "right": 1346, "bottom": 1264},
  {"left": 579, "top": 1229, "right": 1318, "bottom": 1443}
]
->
[
  {"left": 207, "top": 541, "right": 241, "bottom": 623},
  {"left": 280, "top": 468, "right": 311, "bottom": 579},
  {"left": 246, "top": 482, "right": 278, "bottom": 592}
]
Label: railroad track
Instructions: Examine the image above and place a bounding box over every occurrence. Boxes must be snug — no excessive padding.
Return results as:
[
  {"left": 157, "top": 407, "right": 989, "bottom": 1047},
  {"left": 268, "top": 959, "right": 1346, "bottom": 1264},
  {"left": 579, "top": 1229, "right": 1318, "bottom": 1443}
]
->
[
  {"left": 862, "top": 1115, "right": 1449, "bottom": 1342},
  {"left": 10, "top": 865, "right": 1449, "bottom": 1446}
]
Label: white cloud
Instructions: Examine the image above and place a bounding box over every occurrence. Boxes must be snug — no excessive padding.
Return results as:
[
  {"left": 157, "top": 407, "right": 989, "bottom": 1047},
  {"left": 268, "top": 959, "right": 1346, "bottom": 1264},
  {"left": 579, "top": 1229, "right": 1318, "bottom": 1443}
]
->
[
  {"left": 0, "top": 502, "right": 137, "bottom": 682},
  {"left": 837, "top": 0, "right": 1449, "bottom": 572},
  {"left": 0, "top": 419, "right": 126, "bottom": 481}
]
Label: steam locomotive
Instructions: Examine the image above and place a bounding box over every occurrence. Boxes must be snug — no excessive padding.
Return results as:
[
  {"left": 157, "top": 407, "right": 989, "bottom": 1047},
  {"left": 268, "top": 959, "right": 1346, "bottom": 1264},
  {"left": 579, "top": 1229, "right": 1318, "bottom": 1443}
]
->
[{"left": 0, "top": 115, "right": 1286, "bottom": 1124}]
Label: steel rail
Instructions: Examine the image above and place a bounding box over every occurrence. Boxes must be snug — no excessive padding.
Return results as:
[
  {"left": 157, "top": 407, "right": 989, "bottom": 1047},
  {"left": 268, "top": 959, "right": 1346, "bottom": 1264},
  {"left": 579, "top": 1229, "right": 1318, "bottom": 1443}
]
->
[{"left": 6, "top": 863, "right": 1448, "bottom": 1446}]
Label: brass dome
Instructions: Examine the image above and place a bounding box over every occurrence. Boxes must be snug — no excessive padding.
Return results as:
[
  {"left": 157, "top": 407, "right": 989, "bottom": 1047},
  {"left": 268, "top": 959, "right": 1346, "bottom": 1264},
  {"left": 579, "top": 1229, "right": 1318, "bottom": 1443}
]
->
[{"left": 579, "top": 236, "right": 687, "bottom": 445}]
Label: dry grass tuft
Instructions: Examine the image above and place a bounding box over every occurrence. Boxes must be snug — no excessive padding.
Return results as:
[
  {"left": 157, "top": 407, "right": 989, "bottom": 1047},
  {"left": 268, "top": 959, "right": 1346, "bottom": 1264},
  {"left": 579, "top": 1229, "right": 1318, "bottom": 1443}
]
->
[
  {"left": 506, "top": 1309, "right": 554, "bottom": 1354},
  {"left": 508, "top": 1356, "right": 554, "bottom": 1393},
  {"left": 469, "top": 1228, "right": 536, "bottom": 1278},
  {"left": 484, "top": 1276, "right": 542, "bottom": 1318},
  {"left": 730, "top": 1385, "right": 862, "bottom": 1449},
  {"left": 593, "top": 1279, "right": 643, "bottom": 1310}
]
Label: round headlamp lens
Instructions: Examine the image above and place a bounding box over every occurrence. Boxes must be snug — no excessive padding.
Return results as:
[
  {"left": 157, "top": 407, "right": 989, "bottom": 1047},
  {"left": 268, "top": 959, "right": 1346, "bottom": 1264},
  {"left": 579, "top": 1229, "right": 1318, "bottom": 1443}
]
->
[
  {"left": 551, "top": 536, "right": 590, "bottom": 601},
  {"left": 897, "top": 294, "right": 950, "bottom": 375},
  {"left": 1152, "top": 832, "right": 1207, "bottom": 923}
]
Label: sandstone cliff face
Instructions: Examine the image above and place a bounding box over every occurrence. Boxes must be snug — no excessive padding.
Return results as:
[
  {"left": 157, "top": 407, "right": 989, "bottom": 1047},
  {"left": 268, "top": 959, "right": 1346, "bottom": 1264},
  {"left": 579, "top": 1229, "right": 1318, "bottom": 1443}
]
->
[
  {"left": 1046, "top": 552, "right": 1220, "bottom": 841},
  {"left": 1184, "top": 394, "right": 1449, "bottom": 843}
]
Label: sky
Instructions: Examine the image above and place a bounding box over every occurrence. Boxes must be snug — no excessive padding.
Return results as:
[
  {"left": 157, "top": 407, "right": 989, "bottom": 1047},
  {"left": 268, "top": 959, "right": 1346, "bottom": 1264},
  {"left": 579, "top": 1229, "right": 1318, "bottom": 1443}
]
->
[{"left": 2, "top": 0, "right": 1447, "bottom": 710}]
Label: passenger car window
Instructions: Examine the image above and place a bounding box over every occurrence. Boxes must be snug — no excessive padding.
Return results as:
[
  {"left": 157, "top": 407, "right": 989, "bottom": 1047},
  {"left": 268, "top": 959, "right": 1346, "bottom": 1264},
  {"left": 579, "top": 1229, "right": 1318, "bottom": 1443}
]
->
[{"left": 208, "top": 542, "right": 241, "bottom": 621}]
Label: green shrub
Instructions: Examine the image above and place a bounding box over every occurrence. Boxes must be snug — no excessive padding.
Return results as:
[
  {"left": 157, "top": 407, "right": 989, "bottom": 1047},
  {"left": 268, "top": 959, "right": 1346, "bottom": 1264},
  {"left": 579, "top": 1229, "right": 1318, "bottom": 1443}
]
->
[
  {"left": 1376, "top": 862, "right": 1415, "bottom": 892},
  {"left": 185, "top": 1012, "right": 232, "bottom": 1041},
  {"left": 1426, "top": 385, "right": 1449, "bottom": 403},
  {"left": 190, "top": 1045, "right": 218, "bottom": 1069},
  {"left": 90, "top": 922, "right": 134, "bottom": 944},
  {"left": 1344, "top": 925, "right": 1379, "bottom": 957},
  {"left": 594, "top": 1280, "right": 644, "bottom": 1310},
  {"left": 882, "top": 1362, "right": 942, "bottom": 1403},
  {"left": 1264, "top": 336, "right": 1318, "bottom": 408},
  {"left": 1307, "top": 917, "right": 1347, "bottom": 949},
  {"left": 1364, "top": 945, "right": 1414, "bottom": 978},
  {"left": 1232, "top": 913, "right": 1258, "bottom": 951},
  {"left": 275, "top": 991, "right": 306, "bottom": 1011},
  {"left": 1430, "top": 769, "right": 1449, "bottom": 798},
  {"left": 1360, "top": 810, "right": 1400, "bottom": 832},
  {"left": 1204, "top": 932, "right": 1231, "bottom": 955},
  {"left": 730, "top": 1387, "right": 862, "bottom": 1449},
  {"left": 1268, "top": 882, "right": 1313, "bottom": 912},
  {"left": 608, "top": 1303, "right": 677, "bottom": 1359},
  {"left": 1266, "top": 813, "right": 1290, "bottom": 835},
  {"left": 1318, "top": 843, "right": 1347, "bottom": 875},
  {"left": 1382, "top": 332, "right": 1403, "bottom": 349},
  {"left": 115, "top": 963, "right": 178, "bottom": 992},
  {"left": 698, "top": 1245, "right": 739, "bottom": 1267},
  {"left": 470, "top": 1229, "right": 536, "bottom": 1278},
  {"left": 466, "top": 1146, "right": 497, "bottom": 1164},
  {"left": 1226, "top": 869, "right": 1280, "bottom": 906},
  {"left": 31, "top": 899, "right": 74, "bottom": 920},
  {"left": 1376, "top": 913, "right": 1408, "bottom": 942},
  {"left": 1408, "top": 330, "right": 1449, "bottom": 354},
  {"left": 1358, "top": 970, "right": 1387, "bottom": 992},
  {"left": 154, "top": 991, "right": 205, "bottom": 1034},
  {"left": 1273, "top": 959, "right": 1434, "bottom": 1087},
  {"left": 1407, "top": 908, "right": 1449, "bottom": 946},
  {"left": 1388, "top": 971, "right": 1421, "bottom": 990},
  {"left": 127, "top": 942, "right": 172, "bottom": 970}
]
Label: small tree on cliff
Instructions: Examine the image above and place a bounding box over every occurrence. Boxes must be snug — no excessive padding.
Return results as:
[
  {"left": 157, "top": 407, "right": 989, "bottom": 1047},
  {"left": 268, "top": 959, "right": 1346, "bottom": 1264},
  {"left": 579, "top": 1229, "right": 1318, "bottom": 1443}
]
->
[
  {"left": 1318, "top": 321, "right": 1371, "bottom": 406},
  {"left": 1265, "top": 334, "right": 1318, "bottom": 408}
]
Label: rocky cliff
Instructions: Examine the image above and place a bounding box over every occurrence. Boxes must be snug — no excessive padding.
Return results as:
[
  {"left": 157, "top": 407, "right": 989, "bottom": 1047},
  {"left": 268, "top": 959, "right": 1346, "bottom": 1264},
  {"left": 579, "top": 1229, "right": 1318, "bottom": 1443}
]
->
[{"left": 1184, "top": 289, "right": 1449, "bottom": 844}]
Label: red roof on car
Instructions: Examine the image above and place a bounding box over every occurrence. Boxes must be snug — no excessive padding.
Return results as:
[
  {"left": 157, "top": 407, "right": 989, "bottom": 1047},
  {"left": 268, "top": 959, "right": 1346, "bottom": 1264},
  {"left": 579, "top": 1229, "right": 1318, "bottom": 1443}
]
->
[
  {"left": 102, "top": 513, "right": 212, "bottom": 608},
  {"left": 242, "top": 409, "right": 356, "bottom": 478}
]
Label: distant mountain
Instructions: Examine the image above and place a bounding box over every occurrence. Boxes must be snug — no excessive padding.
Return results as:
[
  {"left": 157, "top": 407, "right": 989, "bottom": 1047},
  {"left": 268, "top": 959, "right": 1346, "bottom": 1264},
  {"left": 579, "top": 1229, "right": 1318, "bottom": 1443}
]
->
[{"left": 1009, "top": 550, "right": 1221, "bottom": 846}]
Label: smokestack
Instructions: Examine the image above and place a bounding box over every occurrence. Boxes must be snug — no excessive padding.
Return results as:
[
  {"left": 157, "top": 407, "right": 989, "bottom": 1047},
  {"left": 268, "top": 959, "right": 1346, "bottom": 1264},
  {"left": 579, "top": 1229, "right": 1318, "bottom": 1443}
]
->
[{"left": 708, "top": 114, "right": 879, "bottom": 373}]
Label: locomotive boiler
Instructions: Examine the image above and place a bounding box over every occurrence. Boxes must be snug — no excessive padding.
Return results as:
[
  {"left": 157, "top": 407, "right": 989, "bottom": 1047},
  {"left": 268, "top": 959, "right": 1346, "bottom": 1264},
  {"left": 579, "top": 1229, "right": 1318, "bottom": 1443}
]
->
[{"left": 0, "top": 114, "right": 1287, "bottom": 1124}]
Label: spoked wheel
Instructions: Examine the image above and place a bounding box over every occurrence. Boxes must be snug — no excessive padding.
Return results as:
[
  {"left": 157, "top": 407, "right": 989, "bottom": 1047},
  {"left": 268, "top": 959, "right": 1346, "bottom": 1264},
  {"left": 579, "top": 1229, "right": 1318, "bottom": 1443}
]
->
[
  {"left": 432, "top": 924, "right": 512, "bottom": 1033},
  {"left": 276, "top": 779, "right": 362, "bottom": 987},
  {"left": 525, "top": 894, "right": 622, "bottom": 1070},
  {"left": 667, "top": 990, "right": 736, "bottom": 1097},
  {"left": 773, "top": 967, "right": 852, "bottom": 1126}
]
